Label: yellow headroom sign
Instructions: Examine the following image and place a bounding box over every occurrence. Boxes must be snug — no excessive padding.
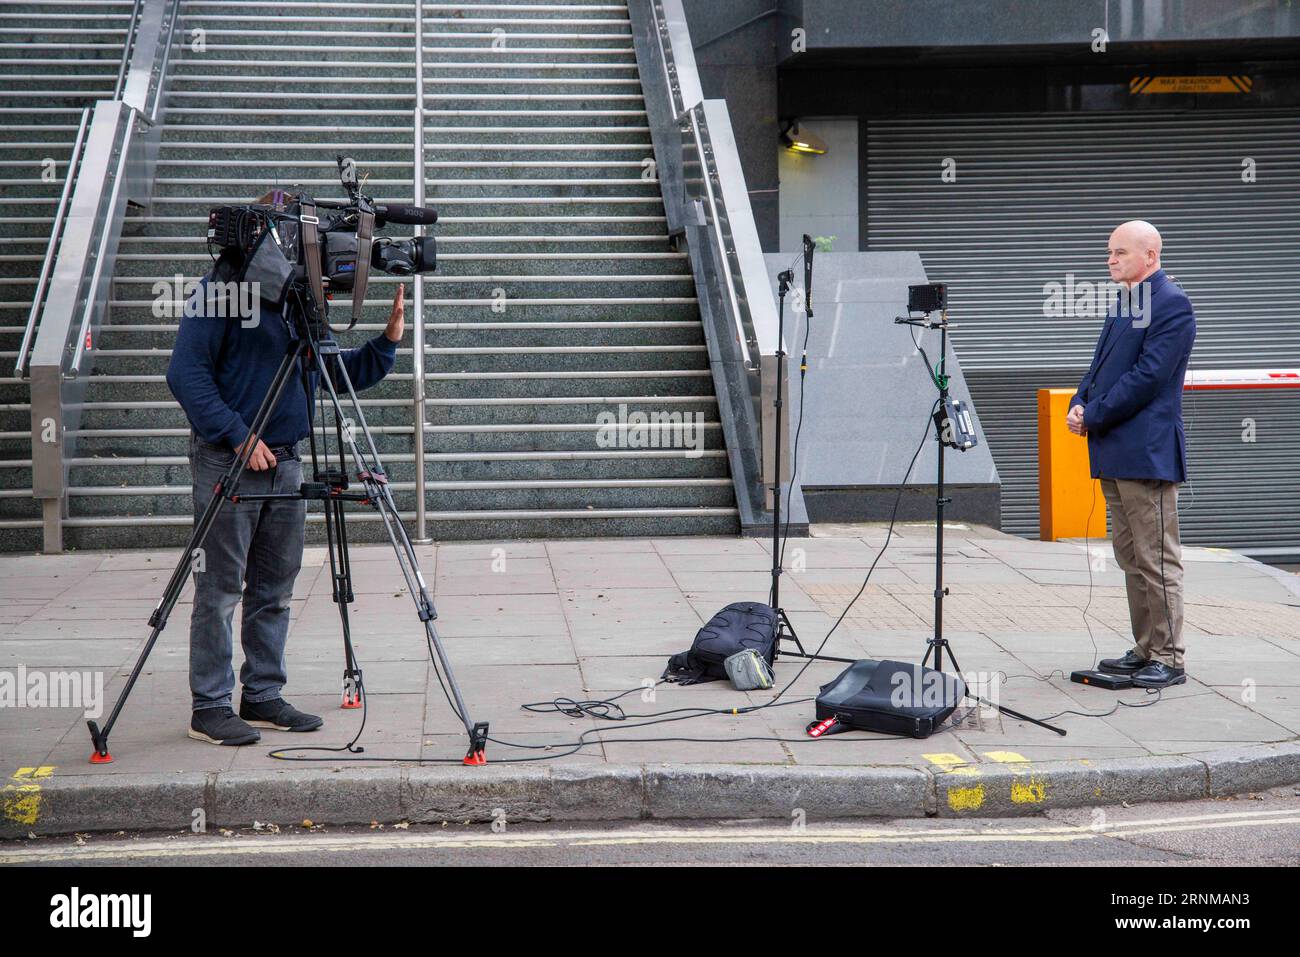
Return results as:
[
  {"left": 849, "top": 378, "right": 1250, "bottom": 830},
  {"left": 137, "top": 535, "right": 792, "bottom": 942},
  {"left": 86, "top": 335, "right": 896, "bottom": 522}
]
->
[{"left": 1130, "top": 75, "right": 1252, "bottom": 94}]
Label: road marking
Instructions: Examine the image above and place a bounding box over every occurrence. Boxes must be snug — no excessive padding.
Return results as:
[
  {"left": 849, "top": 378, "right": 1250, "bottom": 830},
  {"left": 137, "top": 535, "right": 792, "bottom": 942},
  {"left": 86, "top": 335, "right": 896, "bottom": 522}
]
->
[
  {"left": 923, "top": 753, "right": 987, "bottom": 811},
  {"left": 947, "top": 784, "right": 985, "bottom": 811},
  {"left": 2, "top": 766, "right": 56, "bottom": 828},
  {"left": 983, "top": 751, "right": 1029, "bottom": 763},
  {"left": 988, "top": 754, "right": 1048, "bottom": 805},
  {"left": 7, "top": 809, "right": 1295, "bottom": 864},
  {"left": 922, "top": 753, "right": 968, "bottom": 767}
]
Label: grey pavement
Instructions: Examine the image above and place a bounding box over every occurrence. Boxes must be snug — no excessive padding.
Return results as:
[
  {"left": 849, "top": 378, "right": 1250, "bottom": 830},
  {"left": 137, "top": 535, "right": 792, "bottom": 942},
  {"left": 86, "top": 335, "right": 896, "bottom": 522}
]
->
[{"left": 3, "top": 523, "right": 1300, "bottom": 834}]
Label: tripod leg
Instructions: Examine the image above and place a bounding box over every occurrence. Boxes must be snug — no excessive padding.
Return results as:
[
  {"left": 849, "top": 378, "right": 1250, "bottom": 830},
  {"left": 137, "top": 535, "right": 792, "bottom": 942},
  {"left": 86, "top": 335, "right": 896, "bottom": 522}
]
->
[
  {"left": 775, "top": 608, "right": 856, "bottom": 666},
  {"left": 317, "top": 354, "right": 487, "bottom": 764},
  {"left": 963, "top": 690, "right": 1068, "bottom": 737},
  {"left": 88, "top": 340, "right": 309, "bottom": 761}
]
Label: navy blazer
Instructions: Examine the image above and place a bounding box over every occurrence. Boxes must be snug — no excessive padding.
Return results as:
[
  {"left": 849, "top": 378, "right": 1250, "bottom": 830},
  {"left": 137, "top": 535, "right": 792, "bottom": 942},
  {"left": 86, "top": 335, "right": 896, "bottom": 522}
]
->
[{"left": 1069, "top": 269, "right": 1196, "bottom": 482}]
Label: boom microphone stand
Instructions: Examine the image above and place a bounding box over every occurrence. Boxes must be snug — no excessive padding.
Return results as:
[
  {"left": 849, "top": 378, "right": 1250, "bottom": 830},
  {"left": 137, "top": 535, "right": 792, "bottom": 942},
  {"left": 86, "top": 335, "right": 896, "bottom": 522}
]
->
[
  {"left": 87, "top": 284, "right": 490, "bottom": 765},
  {"left": 771, "top": 234, "right": 852, "bottom": 665},
  {"left": 894, "top": 290, "right": 1065, "bottom": 736}
]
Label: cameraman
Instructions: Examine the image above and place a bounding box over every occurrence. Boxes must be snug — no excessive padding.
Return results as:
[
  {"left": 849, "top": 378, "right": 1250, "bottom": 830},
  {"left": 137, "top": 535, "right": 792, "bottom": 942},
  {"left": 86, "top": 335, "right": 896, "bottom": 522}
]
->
[{"left": 166, "top": 209, "right": 405, "bottom": 747}]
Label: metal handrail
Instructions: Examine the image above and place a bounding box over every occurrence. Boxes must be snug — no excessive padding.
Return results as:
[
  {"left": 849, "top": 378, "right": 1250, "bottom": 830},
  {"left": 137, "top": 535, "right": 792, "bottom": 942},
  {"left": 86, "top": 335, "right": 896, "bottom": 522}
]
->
[
  {"left": 69, "top": 117, "right": 135, "bottom": 376},
  {"left": 113, "top": 0, "right": 145, "bottom": 100},
  {"left": 629, "top": 0, "right": 793, "bottom": 526},
  {"left": 412, "top": 0, "right": 431, "bottom": 542},
  {"left": 71, "top": 0, "right": 181, "bottom": 377},
  {"left": 27, "top": 0, "right": 182, "bottom": 552},
  {"left": 146, "top": 0, "right": 180, "bottom": 125},
  {"left": 687, "top": 109, "right": 749, "bottom": 368},
  {"left": 15, "top": 107, "right": 91, "bottom": 378}
]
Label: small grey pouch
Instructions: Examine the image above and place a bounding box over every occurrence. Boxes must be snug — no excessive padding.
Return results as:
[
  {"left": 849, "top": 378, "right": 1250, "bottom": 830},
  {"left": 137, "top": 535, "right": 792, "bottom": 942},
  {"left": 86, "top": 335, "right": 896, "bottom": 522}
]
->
[
  {"left": 242, "top": 228, "right": 295, "bottom": 309},
  {"left": 724, "top": 649, "right": 774, "bottom": 691}
]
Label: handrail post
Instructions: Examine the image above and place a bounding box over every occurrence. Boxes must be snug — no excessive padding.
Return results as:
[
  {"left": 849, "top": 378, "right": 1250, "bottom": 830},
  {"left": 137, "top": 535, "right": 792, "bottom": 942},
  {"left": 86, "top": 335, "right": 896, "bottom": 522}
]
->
[{"left": 411, "top": 0, "right": 431, "bottom": 543}]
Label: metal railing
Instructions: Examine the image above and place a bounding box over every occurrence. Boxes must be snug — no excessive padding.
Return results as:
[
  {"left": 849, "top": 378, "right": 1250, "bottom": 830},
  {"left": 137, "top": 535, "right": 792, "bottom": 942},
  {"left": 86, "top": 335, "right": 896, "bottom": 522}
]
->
[
  {"left": 628, "top": 0, "right": 791, "bottom": 530},
  {"left": 112, "top": 0, "right": 146, "bottom": 100},
  {"left": 411, "top": 0, "right": 431, "bottom": 542},
  {"left": 15, "top": 107, "right": 92, "bottom": 378},
  {"left": 27, "top": 0, "right": 181, "bottom": 552}
]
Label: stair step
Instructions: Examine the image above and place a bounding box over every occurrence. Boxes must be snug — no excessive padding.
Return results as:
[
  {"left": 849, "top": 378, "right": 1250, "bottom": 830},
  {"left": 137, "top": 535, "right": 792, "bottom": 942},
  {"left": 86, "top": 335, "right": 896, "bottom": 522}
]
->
[{"left": 0, "top": 0, "right": 740, "bottom": 548}]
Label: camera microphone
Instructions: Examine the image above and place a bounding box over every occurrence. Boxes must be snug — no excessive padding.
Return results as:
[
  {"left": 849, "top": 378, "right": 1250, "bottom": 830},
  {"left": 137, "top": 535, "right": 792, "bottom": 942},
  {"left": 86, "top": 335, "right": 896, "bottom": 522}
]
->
[{"left": 374, "top": 204, "right": 438, "bottom": 227}]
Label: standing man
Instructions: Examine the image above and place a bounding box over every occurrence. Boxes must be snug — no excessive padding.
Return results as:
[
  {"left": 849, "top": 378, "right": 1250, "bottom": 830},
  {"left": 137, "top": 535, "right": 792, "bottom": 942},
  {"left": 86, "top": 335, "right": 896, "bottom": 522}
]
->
[
  {"left": 1068, "top": 220, "right": 1196, "bottom": 689},
  {"left": 166, "top": 223, "right": 406, "bottom": 746}
]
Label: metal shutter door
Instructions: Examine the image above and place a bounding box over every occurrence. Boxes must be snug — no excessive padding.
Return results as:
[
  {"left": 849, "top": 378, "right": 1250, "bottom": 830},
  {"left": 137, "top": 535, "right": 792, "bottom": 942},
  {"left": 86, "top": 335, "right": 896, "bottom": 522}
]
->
[{"left": 865, "top": 109, "right": 1300, "bottom": 549}]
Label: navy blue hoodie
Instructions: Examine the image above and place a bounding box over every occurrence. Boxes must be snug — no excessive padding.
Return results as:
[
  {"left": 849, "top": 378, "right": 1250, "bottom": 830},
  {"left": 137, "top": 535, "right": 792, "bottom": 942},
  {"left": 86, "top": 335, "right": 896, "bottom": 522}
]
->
[{"left": 165, "top": 278, "right": 398, "bottom": 448}]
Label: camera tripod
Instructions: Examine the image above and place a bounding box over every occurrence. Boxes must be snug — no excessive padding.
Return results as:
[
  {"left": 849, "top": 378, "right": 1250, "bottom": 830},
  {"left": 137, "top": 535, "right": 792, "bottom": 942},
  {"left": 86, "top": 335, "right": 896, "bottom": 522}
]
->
[{"left": 87, "top": 285, "right": 489, "bottom": 765}]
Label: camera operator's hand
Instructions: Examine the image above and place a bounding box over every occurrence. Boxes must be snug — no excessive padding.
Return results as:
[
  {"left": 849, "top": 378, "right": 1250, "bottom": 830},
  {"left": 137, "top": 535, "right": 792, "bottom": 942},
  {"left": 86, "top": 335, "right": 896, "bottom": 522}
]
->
[
  {"left": 384, "top": 284, "right": 405, "bottom": 343},
  {"left": 1067, "top": 404, "right": 1088, "bottom": 437},
  {"left": 234, "top": 435, "right": 277, "bottom": 471}
]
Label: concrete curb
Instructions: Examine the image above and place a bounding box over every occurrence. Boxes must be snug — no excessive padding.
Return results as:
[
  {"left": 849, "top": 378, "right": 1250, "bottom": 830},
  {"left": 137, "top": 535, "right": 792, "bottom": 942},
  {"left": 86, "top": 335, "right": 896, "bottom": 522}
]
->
[{"left": 4, "top": 742, "right": 1298, "bottom": 838}]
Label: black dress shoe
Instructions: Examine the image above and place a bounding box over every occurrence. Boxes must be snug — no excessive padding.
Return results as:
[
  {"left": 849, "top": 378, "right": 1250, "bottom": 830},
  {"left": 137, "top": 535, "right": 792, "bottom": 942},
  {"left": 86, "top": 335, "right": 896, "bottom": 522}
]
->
[
  {"left": 1131, "top": 661, "right": 1186, "bottom": 688},
  {"left": 1099, "top": 650, "right": 1148, "bottom": 675}
]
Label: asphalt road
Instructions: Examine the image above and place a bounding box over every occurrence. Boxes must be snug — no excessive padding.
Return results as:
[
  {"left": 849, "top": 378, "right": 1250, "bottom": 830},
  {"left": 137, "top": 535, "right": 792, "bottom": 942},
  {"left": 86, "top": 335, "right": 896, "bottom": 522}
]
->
[{"left": 4, "top": 787, "right": 1298, "bottom": 867}]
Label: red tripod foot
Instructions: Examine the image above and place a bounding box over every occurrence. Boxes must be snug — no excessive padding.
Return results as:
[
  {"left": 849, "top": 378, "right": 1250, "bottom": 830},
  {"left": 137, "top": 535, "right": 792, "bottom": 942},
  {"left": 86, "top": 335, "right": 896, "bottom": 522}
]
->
[
  {"left": 341, "top": 671, "right": 363, "bottom": 709},
  {"left": 87, "top": 720, "right": 113, "bottom": 763},
  {"left": 463, "top": 721, "right": 490, "bottom": 766}
]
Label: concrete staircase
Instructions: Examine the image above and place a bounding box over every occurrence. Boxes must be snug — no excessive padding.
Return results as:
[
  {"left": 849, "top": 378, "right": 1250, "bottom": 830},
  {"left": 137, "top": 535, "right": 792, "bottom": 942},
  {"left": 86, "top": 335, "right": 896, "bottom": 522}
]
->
[
  {"left": 0, "top": 0, "right": 137, "bottom": 551},
  {"left": 34, "top": 0, "right": 737, "bottom": 549}
]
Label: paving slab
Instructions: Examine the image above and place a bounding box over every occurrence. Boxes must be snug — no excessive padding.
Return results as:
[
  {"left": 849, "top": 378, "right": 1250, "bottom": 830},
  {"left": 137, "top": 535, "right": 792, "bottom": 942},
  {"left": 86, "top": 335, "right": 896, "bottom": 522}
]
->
[{"left": 3, "top": 523, "right": 1299, "bottom": 835}]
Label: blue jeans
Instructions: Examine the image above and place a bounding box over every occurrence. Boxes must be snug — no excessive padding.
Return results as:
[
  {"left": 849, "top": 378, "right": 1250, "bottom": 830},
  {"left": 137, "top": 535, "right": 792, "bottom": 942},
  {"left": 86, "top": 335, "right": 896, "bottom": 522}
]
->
[{"left": 188, "top": 434, "right": 305, "bottom": 712}]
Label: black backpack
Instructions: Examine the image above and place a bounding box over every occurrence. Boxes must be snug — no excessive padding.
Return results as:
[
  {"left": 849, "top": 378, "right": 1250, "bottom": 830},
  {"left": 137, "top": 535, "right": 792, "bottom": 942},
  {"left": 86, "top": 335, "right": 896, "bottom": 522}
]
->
[{"left": 664, "top": 601, "right": 778, "bottom": 685}]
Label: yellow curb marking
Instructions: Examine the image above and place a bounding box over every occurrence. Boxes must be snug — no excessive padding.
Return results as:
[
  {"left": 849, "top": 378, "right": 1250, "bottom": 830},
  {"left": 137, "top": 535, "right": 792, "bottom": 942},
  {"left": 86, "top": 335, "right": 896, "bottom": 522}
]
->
[
  {"left": 982, "top": 751, "right": 1029, "bottom": 763},
  {"left": 947, "top": 785, "right": 986, "bottom": 811},
  {"left": 922, "top": 753, "right": 966, "bottom": 766},
  {"left": 924, "top": 753, "right": 985, "bottom": 811},
  {"left": 2, "top": 766, "right": 56, "bottom": 827}
]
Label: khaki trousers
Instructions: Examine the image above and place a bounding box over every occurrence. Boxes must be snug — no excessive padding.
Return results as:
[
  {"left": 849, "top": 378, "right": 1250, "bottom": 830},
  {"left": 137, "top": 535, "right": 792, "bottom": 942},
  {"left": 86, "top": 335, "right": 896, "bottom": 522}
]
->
[{"left": 1100, "top": 478, "right": 1185, "bottom": 668}]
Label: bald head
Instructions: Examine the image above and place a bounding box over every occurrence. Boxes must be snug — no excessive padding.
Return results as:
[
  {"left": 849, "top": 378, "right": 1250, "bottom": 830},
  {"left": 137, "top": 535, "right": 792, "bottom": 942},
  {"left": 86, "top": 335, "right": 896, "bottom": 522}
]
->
[{"left": 1108, "top": 220, "right": 1163, "bottom": 287}]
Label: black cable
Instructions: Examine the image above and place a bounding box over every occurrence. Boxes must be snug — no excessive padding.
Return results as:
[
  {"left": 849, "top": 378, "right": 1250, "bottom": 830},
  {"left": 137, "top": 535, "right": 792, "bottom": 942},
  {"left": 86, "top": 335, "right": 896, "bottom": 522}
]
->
[
  {"left": 997, "top": 669, "right": 1164, "bottom": 720},
  {"left": 768, "top": 397, "right": 940, "bottom": 703},
  {"left": 774, "top": 280, "right": 813, "bottom": 589},
  {"left": 1081, "top": 477, "right": 1103, "bottom": 670},
  {"left": 1157, "top": 483, "right": 1178, "bottom": 660}
]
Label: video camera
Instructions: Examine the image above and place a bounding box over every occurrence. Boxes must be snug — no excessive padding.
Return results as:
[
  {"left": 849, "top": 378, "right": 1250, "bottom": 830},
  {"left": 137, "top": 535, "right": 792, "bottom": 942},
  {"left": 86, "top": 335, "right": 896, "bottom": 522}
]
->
[{"left": 206, "top": 155, "right": 437, "bottom": 331}]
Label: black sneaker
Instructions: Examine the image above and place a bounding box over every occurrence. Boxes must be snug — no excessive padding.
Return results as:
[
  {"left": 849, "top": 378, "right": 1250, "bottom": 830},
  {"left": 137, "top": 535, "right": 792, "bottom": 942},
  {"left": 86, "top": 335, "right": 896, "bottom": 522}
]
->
[
  {"left": 1132, "top": 661, "right": 1187, "bottom": 688},
  {"left": 1099, "top": 650, "right": 1148, "bottom": 675},
  {"left": 239, "top": 697, "right": 323, "bottom": 732},
  {"left": 189, "top": 707, "right": 261, "bottom": 746}
]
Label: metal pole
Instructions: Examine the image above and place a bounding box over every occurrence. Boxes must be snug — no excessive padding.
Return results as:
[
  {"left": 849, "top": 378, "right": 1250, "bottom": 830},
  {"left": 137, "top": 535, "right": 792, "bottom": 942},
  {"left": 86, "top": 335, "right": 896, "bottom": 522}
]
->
[
  {"left": 933, "top": 316, "right": 948, "bottom": 672},
  {"left": 411, "top": 0, "right": 431, "bottom": 542}
]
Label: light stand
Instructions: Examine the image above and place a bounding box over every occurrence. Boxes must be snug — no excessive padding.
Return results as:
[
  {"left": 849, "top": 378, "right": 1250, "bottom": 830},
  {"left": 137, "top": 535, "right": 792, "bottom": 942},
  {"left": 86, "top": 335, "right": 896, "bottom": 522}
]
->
[
  {"left": 87, "top": 285, "right": 490, "bottom": 765},
  {"left": 895, "top": 289, "right": 1065, "bottom": 736}
]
